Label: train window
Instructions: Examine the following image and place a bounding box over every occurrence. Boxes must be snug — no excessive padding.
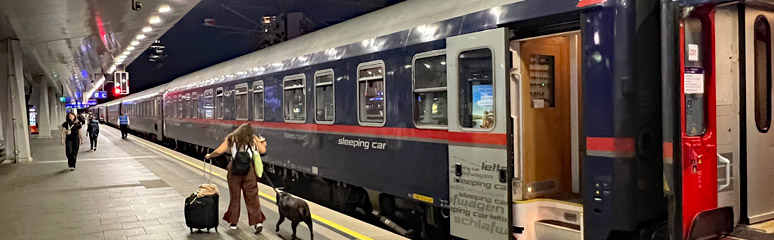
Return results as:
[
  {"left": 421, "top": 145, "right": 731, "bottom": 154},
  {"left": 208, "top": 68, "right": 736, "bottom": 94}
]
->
[
  {"left": 314, "top": 69, "right": 335, "bottom": 124},
  {"left": 684, "top": 18, "right": 706, "bottom": 136},
  {"left": 235, "top": 84, "right": 249, "bottom": 120},
  {"left": 215, "top": 88, "right": 224, "bottom": 119},
  {"left": 283, "top": 74, "right": 306, "bottom": 123},
  {"left": 177, "top": 95, "right": 184, "bottom": 119},
  {"left": 185, "top": 93, "right": 191, "bottom": 118},
  {"left": 252, "top": 81, "right": 265, "bottom": 121},
  {"left": 413, "top": 52, "right": 447, "bottom": 128},
  {"left": 204, "top": 89, "right": 214, "bottom": 119},
  {"left": 755, "top": 16, "right": 772, "bottom": 132},
  {"left": 458, "top": 48, "right": 495, "bottom": 130},
  {"left": 191, "top": 92, "right": 199, "bottom": 119},
  {"left": 357, "top": 61, "right": 386, "bottom": 126}
]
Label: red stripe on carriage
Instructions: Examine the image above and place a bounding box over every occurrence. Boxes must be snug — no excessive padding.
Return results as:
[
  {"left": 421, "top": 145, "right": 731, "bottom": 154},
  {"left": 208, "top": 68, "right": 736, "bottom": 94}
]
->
[{"left": 169, "top": 118, "right": 508, "bottom": 146}]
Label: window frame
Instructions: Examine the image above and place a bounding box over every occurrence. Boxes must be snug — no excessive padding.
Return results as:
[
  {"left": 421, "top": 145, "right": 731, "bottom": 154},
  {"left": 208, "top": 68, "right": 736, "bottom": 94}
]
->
[
  {"left": 177, "top": 95, "right": 184, "bottom": 119},
  {"left": 412, "top": 50, "right": 448, "bottom": 130},
  {"left": 234, "top": 83, "right": 249, "bottom": 120},
  {"left": 283, "top": 74, "right": 307, "bottom": 123},
  {"left": 457, "top": 47, "right": 496, "bottom": 132},
  {"left": 204, "top": 89, "right": 214, "bottom": 119},
  {"left": 252, "top": 80, "right": 265, "bottom": 121},
  {"left": 356, "top": 60, "right": 387, "bottom": 127},
  {"left": 191, "top": 92, "right": 199, "bottom": 119},
  {"left": 314, "top": 69, "right": 335, "bottom": 124},
  {"left": 754, "top": 15, "right": 772, "bottom": 133},
  {"left": 184, "top": 93, "right": 191, "bottom": 118},
  {"left": 215, "top": 87, "right": 224, "bottom": 119}
]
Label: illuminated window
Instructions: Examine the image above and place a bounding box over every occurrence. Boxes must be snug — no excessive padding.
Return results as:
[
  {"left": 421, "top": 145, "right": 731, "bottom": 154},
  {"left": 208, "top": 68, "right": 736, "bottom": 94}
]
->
[
  {"left": 314, "top": 70, "right": 335, "bottom": 124},
  {"left": 253, "top": 81, "right": 264, "bottom": 121},
  {"left": 283, "top": 74, "right": 306, "bottom": 122},
  {"left": 458, "top": 49, "right": 495, "bottom": 130},
  {"left": 215, "top": 88, "right": 224, "bottom": 119},
  {"left": 413, "top": 52, "right": 447, "bottom": 128},
  {"left": 203, "top": 89, "right": 214, "bottom": 119},
  {"left": 235, "top": 84, "right": 249, "bottom": 120},
  {"left": 191, "top": 92, "right": 199, "bottom": 119},
  {"left": 357, "top": 61, "right": 386, "bottom": 126}
]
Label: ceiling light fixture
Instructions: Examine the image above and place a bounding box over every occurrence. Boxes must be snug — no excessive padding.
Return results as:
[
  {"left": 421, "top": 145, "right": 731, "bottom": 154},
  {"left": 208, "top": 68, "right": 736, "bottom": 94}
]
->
[
  {"left": 142, "top": 26, "right": 152, "bottom": 33},
  {"left": 136, "top": 34, "right": 146, "bottom": 40},
  {"left": 131, "top": 41, "right": 140, "bottom": 46},
  {"left": 158, "top": 5, "right": 171, "bottom": 13},
  {"left": 128, "top": 46, "right": 136, "bottom": 51},
  {"left": 149, "top": 16, "right": 161, "bottom": 24}
]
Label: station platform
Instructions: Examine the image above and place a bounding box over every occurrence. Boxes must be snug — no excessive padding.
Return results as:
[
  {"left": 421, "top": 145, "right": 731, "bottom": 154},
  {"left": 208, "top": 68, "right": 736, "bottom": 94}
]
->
[{"left": 0, "top": 124, "right": 406, "bottom": 240}]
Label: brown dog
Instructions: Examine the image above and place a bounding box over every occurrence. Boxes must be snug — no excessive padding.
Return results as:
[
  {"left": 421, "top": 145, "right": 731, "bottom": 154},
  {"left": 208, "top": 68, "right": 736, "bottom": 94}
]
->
[{"left": 275, "top": 188, "right": 313, "bottom": 240}]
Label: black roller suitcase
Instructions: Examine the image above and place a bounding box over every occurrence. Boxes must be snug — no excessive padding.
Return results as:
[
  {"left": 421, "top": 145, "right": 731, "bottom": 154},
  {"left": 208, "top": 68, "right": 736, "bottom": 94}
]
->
[{"left": 184, "top": 158, "right": 219, "bottom": 233}]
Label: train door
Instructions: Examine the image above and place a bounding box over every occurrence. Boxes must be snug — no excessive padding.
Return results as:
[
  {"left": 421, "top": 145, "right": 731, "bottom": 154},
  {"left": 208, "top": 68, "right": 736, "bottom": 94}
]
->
[
  {"left": 510, "top": 32, "right": 583, "bottom": 240},
  {"left": 446, "top": 27, "right": 511, "bottom": 240},
  {"left": 742, "top": 5, "right": 774, "bottom": 224}
]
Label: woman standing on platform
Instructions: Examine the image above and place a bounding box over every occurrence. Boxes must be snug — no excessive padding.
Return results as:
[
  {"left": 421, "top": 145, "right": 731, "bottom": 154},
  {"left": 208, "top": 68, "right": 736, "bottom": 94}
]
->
[
  {"left": 205, "top": 123, "right": 268, "bottom": 233},
  {"left": 60, "top": 112, "right": 82, "bottom": 171}
]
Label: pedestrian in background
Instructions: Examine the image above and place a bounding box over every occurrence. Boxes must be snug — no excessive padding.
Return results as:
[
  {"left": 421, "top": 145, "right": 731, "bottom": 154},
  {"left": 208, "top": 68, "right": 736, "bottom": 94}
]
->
[
  {"left": 87, "top": 115, "right": 99, "bottom": 151},
  {"left": 61, "top": 112, "right": 82, "bottom": 171},
  {"left": 119, "top": 113, "right": 130, "bottom": 139}
]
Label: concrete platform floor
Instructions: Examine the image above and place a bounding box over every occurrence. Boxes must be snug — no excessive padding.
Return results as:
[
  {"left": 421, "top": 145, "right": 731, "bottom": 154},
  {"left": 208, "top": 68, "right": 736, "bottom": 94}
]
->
[{"left": 0, "top": 124, "right": 403, "bottom": 240}]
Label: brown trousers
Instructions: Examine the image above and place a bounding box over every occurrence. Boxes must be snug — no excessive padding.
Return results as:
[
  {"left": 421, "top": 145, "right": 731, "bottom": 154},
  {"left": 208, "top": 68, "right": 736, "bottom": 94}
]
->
[{"left": 223, "top": 162, "right": 266, "bottom": 225}]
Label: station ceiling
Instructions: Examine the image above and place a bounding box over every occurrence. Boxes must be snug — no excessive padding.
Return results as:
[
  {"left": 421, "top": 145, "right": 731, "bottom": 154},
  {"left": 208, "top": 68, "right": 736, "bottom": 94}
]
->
[{"left": 0, "top": 0, "right": 200, "bottom": 100}]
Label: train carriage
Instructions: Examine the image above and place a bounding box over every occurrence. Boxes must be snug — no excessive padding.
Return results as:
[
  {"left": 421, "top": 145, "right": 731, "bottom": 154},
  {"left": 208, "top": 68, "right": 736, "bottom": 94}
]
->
[
  {"left": 91, "top": 0, "right": 774, "bottom": 239},
  {"left": 119, "top": 85, "right": 166, "bottom": 141}
]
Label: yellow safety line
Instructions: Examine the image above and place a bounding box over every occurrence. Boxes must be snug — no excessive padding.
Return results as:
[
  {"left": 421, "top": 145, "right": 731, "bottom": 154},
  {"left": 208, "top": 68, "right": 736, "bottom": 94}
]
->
[{"left": 131, "top": 138, "right": 375, "bottom": 240}]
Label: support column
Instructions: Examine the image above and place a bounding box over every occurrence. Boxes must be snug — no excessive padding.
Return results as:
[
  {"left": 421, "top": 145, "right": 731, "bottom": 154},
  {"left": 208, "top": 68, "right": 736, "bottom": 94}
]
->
[
  {"left": 48, "top": 87, "right": 61, "bottom": 132},
  {"left": 36, "top": 78, "right": 51, "bottom": 138},
  {"left": 0, "top": 39, "right": 31, "bottom": 162}
]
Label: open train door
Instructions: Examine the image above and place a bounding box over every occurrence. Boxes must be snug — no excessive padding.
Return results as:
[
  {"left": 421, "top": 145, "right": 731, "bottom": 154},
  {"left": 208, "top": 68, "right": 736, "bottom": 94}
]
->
[
  {"left": 665, "top": 4, "right": 734, "bottom": 239},
  {"left": 446, "top": 27, "right": 512, "bottom": 240}
]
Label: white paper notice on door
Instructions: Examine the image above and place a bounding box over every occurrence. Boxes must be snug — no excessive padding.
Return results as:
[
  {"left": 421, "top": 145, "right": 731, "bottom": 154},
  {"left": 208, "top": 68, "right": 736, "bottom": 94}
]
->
[{"left": 684, "top": 67, "right": 705, "bottom": 94}]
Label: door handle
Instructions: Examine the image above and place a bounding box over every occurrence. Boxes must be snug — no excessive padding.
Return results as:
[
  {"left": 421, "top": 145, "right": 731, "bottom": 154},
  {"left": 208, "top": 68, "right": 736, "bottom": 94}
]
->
[
  {"left": 510, "top": 69, "right": 521, "bottom": 119},
  {"left": 717, "top": 153, "right": 731, "bottom": 191},
  {"left": 455, "top": 163, "right": 462, "bottom": 177},
  {"left": 499, "top": 168, "right": 507, "bottom": 183}
]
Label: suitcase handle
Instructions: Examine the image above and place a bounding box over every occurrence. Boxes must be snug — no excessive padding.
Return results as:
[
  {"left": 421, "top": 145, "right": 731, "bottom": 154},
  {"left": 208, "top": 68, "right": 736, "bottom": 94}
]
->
[{"left": 203, "top": 157, "right": 213, "bottom": 184}]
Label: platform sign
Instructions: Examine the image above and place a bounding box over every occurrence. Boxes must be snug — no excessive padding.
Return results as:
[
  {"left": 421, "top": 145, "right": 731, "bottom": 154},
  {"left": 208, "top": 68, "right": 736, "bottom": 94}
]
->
[
  {"left": 59, "top": 96, "right": 66, "bottom": 102},
  {"left": 86, "top": 99, "right": 97, "bottom": 105},
  {"left": 66, "top": 103, "right": 87, "bottom": 109},
  {"left": 28, "top": 107, "right": 37, "bottom": 134},
  {"left": 93, "top": 91, "right": 107, "bottom": 99}
]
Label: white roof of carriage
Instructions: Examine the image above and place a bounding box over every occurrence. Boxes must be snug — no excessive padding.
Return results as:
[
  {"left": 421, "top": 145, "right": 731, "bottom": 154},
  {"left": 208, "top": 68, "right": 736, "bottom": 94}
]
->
[{"left": 165, "top": 0, "right": 523, "bottom": 91}]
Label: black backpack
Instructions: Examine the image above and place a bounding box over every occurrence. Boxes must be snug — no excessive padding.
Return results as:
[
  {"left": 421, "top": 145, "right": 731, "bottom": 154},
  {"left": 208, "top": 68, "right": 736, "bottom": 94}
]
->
[{"left": 231, "top": 146, "right": 252, "bottom": 176}]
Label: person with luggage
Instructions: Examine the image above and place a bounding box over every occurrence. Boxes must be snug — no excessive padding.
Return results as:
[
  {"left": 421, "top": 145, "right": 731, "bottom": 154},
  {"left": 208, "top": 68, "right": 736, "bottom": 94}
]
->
[
  {"left": 87, "top": 115, "right": 99, "bottom": 151},
  {"left": 61, "top": 112, "right": 82, "bottom": 171},
  {"left": 205, "top": 123, "right": 267, "bottom": 233},
  {"left": 119, "top": 113, "right": 130, "bottom": 139}
]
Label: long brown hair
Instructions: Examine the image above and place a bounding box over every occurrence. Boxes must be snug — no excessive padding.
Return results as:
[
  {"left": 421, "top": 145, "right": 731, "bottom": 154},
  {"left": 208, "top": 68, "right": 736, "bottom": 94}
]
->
[
  {"left": 227, "top": 123, "right": 254, "bottom": 150},
  {"left": 66, "top": 112, "right": 78, "bottom": 124}
]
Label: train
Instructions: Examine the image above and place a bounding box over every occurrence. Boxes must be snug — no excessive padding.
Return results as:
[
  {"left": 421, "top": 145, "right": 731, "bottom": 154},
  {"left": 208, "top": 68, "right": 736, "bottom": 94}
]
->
[{"left": 92, "top": 0, "right": 774, "bottom": 239}]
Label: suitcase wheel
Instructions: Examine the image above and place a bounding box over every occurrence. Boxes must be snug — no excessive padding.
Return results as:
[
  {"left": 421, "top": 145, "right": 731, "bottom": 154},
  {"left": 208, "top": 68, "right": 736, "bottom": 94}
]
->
[
  {"left": 189, "top": 228, "right": 193, "bottom": 233},
  {"left": 215, "top": 226, "right": 218, "bottom": 233},
  {"left": 207, "top": 228, "right": 210, "bottom": 233}
]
